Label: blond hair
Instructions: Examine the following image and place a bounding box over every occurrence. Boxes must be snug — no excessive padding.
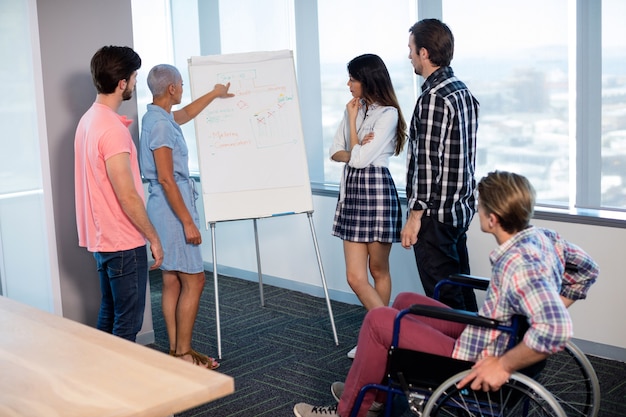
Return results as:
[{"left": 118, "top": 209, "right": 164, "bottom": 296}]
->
[{"left": 477, "top": 171, "right": 535, "bottom": 234}]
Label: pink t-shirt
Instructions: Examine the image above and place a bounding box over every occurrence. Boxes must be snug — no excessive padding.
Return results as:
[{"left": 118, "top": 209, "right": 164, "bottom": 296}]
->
[{"left": 74, "top": 102, "right": 146, "bottom": 252}]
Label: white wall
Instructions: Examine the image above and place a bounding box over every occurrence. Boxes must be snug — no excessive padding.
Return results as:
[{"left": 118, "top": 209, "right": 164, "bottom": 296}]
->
[{"left": 193, "top": 187, "right": 626, "bottom": 357}]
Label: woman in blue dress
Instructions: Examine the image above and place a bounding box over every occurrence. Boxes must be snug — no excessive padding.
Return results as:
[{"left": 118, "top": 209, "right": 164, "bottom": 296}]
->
[{"left": 140, "top": 64, "right": 233, "bottom": 369}]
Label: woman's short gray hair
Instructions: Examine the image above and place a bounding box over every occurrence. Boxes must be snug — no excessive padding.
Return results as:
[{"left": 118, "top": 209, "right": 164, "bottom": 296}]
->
[{"left": 147, "top": 64, "right": 182, "bottom": 97}]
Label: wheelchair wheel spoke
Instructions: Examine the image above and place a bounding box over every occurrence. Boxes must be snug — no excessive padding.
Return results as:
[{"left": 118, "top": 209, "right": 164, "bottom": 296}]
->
[
  {"left": 423, "top": 371, "right": 566, "bottom": 417},
  {"left": 429, "top": 387, "right": 481, "bottom": 416},
  {"left": 536, "top": 343, "right": 600, "bottom": 417}
]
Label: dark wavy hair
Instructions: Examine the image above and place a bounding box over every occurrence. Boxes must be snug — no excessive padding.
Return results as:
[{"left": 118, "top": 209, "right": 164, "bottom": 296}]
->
[
  {"left": 347, "top": 54, "right": 407, "bottom": 155},
  {"left": 409, "top": 19, "right": 454, "bottom": 67},
  {"left": 90, "top": 45, "right": 141, "bottom": 94},
  {"left": 477, "top": 171, "right": 535, "bottom": 234}
]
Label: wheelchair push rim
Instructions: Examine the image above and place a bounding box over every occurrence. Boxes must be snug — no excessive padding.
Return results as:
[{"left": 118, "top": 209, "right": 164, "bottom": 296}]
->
[{"left": 421, "top": 370, "right": 567, "bottom": 417}]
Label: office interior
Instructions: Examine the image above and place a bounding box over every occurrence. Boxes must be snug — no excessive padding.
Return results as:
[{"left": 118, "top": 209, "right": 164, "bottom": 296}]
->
[{"left": 1, "top": 0, "right": 625, "bottom": 363}]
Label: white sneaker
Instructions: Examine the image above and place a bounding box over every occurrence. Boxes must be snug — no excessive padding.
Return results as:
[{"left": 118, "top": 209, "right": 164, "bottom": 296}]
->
[
  {"left": 368, "top": 402, "right": 385, "bottom": 416},
  {"left": 331, "top": 381, "right": 344, "bottom": 402},
  {"left": 330, "top": 381, "right": 384, "bottom": 417},
  {"left": 347, "top": 345, "right": 357, "bottom": 359},
  {"left": 293, "top": 403, "right": 338, "bottom": 416}
]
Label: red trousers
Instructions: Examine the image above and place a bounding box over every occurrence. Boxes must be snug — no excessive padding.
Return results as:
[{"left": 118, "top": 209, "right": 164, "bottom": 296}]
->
[{"left": 338, "top": 293, "right": 467, "bottom": 417}]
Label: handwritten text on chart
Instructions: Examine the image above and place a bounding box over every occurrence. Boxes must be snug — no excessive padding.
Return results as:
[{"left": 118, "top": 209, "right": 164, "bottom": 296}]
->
[
  {"left": 200, "top": 67, "right": 299, "bottom": 152},
  {"left": 204, "top": 107, "right": 235, "bottom": 124},
  {"left": 217, "top": 70, "right": 256, "bottom": 84},
  {"left": 217, "top": 69, "right": 289, "bottom": 96},
  {"left": 212, "top": 139, "right": 252, "bottom": 150}
]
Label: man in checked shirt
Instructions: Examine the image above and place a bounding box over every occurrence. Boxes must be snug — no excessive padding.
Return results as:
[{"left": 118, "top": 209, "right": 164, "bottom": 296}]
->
[
  {"left": 293, "top": 171, "right": 598, "bottom": 417},
  {"left": 401, "top": 18, "right": 480, "bottom": 312}
]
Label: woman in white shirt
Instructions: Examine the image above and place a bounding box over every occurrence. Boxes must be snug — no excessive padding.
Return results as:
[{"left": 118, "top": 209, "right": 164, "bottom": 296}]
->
[{"left": 330, "top": 54, "right": 407, "bottom": 330}]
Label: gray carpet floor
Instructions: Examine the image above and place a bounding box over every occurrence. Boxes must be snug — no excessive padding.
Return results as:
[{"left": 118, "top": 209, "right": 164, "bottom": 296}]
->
[{"left": 147, "top": 271, "right": 626, "bottom": 417}]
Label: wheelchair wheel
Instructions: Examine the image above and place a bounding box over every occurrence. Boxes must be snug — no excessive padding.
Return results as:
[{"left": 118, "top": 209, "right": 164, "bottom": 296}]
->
[
  {"left": 421, "top": 370, "right": 567, "bottom": 417},
  {"left": 536, "top": 341, "right": 601, "bottom": 417}
]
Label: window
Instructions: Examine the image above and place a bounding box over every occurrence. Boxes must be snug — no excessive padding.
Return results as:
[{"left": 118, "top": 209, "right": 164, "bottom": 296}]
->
[
  {"left": 131, "top": 0, "right": 174, "bottom": 161},
  {"left": 218, "top": 0, "right": 294, "bottom": 54},
  {"left": 131, "top": 0, "right": 626, "bottom": 216},
  {"left": 444, "top": 0, "right": 571, "bottom": 206},
  {"left": 1, "top": 0, "right": 43, "bottom": 194},
  {"left": 317, "top": 0, "right": 417, "bottom": 190},
  {"left": 443, "top": 0, "right": 626, "bottom": 213},
  {"left": 601, "top": 0, "right": 626, "bottom": 209},
  {"left": 132, "top": 0, "right": 295, "bottom": 174},
  {"left": 0, "top": 0, "right": 54, "bottom": 306}
]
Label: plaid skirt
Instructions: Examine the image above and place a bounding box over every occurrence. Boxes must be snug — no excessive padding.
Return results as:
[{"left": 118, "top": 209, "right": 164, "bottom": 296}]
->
[{"left": 332, "top": 165, "right": 402, "bottom": 243}]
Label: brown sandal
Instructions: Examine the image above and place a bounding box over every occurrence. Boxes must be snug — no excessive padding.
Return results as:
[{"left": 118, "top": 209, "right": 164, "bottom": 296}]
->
[{"left": 175, "top": 349, "right": 220, "bottom": 370}]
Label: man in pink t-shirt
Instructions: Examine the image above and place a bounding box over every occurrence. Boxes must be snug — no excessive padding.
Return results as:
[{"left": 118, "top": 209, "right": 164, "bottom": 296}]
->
[{"left": 74, "top": 45, "right": 163, "bottom": 342}]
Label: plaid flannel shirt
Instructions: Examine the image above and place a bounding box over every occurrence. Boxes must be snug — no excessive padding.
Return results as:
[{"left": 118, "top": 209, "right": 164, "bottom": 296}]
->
[{"left": 452, "top": 226, "right": 599, "bottom": 361}]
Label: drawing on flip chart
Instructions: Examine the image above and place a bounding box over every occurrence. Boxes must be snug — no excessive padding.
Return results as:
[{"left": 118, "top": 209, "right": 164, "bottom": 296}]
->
[
  {"left": 188, "top": 50, "right": 313, "bottom": 222},
  {"left": 201, "top": 69, "right": 298, "bottom": 153}
]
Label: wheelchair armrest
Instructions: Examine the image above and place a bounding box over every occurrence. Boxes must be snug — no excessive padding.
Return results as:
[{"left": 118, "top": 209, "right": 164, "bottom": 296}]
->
[
  {"left": 445, "top": 274, "right": 490, "bottom": 291},
  {"left": 433, "top": 274, "right": 490, "bottom": 301},
  {"left": 406, "top": 304, "right": 500, "bottom": 329}
]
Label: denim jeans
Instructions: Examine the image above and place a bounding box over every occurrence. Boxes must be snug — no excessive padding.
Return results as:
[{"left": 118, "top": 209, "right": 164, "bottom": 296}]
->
[{"left": 93, "top": 246, "right": 148, "bottom": 342}]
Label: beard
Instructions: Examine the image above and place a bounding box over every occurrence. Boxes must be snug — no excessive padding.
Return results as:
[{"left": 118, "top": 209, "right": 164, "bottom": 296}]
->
[{"left": 122, "top": 85, "right": 134, "bottom": 101}]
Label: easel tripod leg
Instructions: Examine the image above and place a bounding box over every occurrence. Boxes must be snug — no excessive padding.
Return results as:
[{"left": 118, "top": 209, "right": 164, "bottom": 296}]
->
[
  {"left": 253, "top": 219, "right": 265, "bottom": 306},
  {"left": 307, "top": 212, "right": 339, "bottom": 345},
  {"left": 210, "top": 222, "right": 222, "bottom": 359}
]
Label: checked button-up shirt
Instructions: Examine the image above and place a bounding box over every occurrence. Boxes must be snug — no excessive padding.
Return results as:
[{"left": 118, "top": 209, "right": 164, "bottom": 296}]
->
[{"left": 452, "top": 226, "right": 599, "bottom": 361}]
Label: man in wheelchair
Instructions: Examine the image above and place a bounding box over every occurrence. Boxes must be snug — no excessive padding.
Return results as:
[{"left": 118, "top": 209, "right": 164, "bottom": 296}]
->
[{"left": 294, "top": 171, "right": 599, "bottom": 417}]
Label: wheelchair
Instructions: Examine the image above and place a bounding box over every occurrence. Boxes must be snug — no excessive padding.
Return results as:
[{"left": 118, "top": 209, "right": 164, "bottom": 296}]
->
[{"left": 350, "top": 273, "right": 600, "bottom": 417}]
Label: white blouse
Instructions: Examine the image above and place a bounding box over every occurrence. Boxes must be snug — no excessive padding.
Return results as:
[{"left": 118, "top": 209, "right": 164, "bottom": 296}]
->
[{"left": 329, "top": 102, "right": 399, "bottom": 169}]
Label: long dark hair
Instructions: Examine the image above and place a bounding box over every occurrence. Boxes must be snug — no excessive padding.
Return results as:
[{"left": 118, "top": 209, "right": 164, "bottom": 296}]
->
[{"left": 347, "top": 54, "right": 407, "bottom": 155}]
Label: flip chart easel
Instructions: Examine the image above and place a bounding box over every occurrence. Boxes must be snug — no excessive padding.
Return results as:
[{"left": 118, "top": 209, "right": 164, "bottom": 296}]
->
[{"left": 188, "top": 50, "right": 338, "bottom": 358}]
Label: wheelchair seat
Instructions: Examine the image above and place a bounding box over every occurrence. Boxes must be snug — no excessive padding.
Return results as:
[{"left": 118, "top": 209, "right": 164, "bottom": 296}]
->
[{"left": 386, "top": 349, "right": 473, "bottom": 389}]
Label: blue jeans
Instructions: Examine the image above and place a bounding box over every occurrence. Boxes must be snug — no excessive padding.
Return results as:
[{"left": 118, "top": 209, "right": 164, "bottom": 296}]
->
[{"left": 93, "top": 246, "right": 148, "bottom": 342}]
